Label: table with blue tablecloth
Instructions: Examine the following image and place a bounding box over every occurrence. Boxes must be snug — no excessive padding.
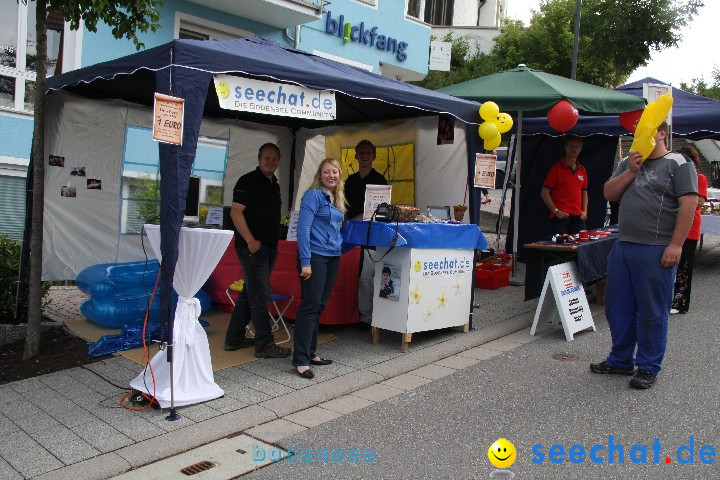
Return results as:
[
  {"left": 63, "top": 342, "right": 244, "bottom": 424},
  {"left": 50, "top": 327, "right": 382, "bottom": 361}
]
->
[
  {"left": 343, "top": 221, "right": 487, "bottom": 351},
  {"left": 523, "top": 228, "right": 619, "bottom": 301}
]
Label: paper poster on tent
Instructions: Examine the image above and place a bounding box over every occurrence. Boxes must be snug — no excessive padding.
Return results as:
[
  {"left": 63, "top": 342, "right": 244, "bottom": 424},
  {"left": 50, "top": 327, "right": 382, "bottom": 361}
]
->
[
  {"left": 363, "top": 184, "right": 392, "bottom": 221},
  {"left": 213, "top": 74, "right": 336, "bottom": 120},
  {"left": 530, "top": 261, "right": 595, "bottom": 341},
  {"left": 474, "top": 153, "right": 496, "bottom": 188},
  {"left": 286, "top": 211, "right": 300, "bottom": 241},
  {"left": 153, "top": 93, "right": 185, "bottom": 145}
]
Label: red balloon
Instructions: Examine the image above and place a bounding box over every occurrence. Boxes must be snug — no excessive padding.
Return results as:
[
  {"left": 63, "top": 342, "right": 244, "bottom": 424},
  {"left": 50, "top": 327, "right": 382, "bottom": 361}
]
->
[
  {"left": 619, "top": 109, "right": 644, "bottom": 132},
  {"left": 547, "top": 99, "right": 579, "bottom": 133}
]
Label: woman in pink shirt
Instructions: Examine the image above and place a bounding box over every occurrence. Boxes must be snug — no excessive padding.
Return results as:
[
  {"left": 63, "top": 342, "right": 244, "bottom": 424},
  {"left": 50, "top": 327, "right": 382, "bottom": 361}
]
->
[{"left": 671, "top": 145, "right": 708, "bottom": 314}]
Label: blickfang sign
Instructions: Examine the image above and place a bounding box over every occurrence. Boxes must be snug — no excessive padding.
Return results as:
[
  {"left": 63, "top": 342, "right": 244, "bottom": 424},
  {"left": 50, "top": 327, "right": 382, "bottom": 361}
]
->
[
  {"left": 213, "top": 74, "right": 337, "bottom": 121},
  {"left": 324, "top": 10, "right": 409, "bottom": 62}
]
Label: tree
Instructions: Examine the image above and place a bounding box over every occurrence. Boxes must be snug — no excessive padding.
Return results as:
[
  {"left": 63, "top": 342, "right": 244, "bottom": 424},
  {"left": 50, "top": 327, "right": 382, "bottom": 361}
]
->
[
  {"left": 491, "top": 0, "right": 703, "bottom": 87},
  {"left": 411, "top": 32, "right": 499, "bottom": 90},
  {"left": 680, "top": 66, "right": 720, "bottom": 100},
  {"left": 23, "top": 0, "right": 164, "bottom": 360}
]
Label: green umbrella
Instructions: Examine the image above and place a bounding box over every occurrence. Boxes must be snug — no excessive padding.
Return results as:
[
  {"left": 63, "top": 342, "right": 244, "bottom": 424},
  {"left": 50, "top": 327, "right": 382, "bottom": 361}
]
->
[
  {"left": 438, "top": 64, "right": 645, "bottom": 115},
  {"left": 439, "top": 65, "right": 646, "bottom": 280}
]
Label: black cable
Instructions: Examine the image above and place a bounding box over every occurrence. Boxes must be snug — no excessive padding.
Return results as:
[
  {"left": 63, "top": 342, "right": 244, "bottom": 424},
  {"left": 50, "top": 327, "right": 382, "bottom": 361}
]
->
[
  {"left": 79, "top": 364, "right": 127, "bottom": 390},
  {"left": 139, "top": 221, "right": 160, "bottom": 398}
]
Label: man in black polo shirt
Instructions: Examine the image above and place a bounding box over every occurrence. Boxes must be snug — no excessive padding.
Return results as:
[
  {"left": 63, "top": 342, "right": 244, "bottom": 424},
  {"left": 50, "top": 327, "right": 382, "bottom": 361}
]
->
[
  {"left": 224, "top": 143, "right": 290, "bottom": 358},
  {"left": 344, "top": 139, "right": 387, "bottom": 330}
]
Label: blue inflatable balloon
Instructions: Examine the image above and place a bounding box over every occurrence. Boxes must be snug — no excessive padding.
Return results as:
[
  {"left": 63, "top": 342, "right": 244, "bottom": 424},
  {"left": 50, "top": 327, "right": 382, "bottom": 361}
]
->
[{"left": 77, "top": 261, "right": 211, "bottom": 328}]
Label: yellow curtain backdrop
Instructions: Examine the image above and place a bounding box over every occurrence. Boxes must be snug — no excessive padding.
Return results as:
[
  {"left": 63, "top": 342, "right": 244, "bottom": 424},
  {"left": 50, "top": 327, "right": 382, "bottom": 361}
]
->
[
  {"left": 339, "top": 143, "right": 415, "bottom": 205},
  {"left": 325, "top": 122, "right": 417, "bottom": 206}
]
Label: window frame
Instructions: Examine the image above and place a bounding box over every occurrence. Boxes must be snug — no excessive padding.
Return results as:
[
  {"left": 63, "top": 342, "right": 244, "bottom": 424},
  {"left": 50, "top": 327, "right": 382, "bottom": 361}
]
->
[
  {"left": 119, "top": 125, "right": 229, "bottom": 235},
  {"left": 0, "top": 0, "right": 73, "bottom": 114},
  {"left": 174, "top": 12, "right": 253, "bottom": 41}
]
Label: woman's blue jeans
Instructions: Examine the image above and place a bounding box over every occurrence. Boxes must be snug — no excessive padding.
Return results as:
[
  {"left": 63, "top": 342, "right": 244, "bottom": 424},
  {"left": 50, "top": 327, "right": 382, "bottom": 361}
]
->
[{"left": 292, "top": 253, "right": 340, "bottom": 367}]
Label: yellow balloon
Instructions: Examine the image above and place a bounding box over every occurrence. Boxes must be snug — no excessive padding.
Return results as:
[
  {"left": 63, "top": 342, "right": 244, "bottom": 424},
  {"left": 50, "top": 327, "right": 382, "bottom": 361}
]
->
[
  {"left": 484, "top": 133, "right": 502, "bottom": 151},
  {"left": 480, "top": 101, "right": 500, "bottom": 122},
  {"left": 495, "top": 112, "right": 514, "bottom": 134},
  {"left": 630, "top": 92, "right": 673, "bottom": 160},
  {"left": 478, "top": 121, "right": 499, "bottom": 140},
  {"left": 631, "top": 136, "right": 656, "bottom": 159}
]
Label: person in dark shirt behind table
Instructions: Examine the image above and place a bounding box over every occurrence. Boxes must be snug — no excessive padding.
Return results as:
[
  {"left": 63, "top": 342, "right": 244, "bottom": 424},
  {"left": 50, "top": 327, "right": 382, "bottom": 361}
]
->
[
  {"left": 344, "top": 139, "right": 387, "bottom": 330},
  {"left": 224, "top": 143, "right": 291, "bottom": 359}
]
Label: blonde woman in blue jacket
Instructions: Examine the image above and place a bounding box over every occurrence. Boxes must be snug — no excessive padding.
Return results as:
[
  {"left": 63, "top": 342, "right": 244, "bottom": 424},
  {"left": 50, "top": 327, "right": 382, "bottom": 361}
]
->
[{"left": 293, "top": 158, "right": 346, "bottom": 378}]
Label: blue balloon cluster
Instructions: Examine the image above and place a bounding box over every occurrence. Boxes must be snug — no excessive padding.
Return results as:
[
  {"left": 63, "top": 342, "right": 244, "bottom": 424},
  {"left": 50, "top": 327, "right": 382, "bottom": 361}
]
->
[{"left": 76, "top": 260, "right": 211, "bottom": 329}]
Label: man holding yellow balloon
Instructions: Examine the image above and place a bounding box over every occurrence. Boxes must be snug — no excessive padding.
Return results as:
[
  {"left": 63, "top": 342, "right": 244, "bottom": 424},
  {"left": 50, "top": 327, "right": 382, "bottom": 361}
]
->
[{"left": 591, "top": 121, "right": 698, "bottom": 390}]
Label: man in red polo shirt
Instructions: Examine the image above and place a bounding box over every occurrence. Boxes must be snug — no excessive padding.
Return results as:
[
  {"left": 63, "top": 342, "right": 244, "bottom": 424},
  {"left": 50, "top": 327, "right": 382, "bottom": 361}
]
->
[{"left": 540, "top": 135, "right": 588, "bottom": 235}]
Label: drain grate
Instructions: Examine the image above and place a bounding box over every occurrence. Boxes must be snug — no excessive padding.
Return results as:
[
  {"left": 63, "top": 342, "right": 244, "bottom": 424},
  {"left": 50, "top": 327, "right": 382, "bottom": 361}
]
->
[
  {"left": 180, "top": 460, "right": 216, "bottom": 476},
  {"left": 552, "top": 353, "right": 579, "bottom": 361}
]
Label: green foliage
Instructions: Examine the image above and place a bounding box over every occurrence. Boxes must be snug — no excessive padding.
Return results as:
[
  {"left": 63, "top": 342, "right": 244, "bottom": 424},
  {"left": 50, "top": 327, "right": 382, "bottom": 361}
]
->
[
  {"left": 680, "top": 66, "right": 720, "bottom": 100},
  {"left": 411, "top": 32, "right": 500, "bottom": 90},
  {"left": 492, "top": 0, "right": 703, "bottom": 88},
  {"left": 46, "top": 0, "right": 165, "bottom": 50},
  {"left": 0, "top": 234, "right": 50, "bottom": 323}
]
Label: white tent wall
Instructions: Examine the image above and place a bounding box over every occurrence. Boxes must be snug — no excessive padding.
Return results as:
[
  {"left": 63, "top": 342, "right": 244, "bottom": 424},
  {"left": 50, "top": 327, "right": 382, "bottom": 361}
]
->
[
  {"left": 42, "top": 91, "right": 292, "bottom": 281},
  {"left": 293, "top": 117, "right": 469, "bottom": 219},
  {"left": 222, "top": 121, "right": 293, "bottom": 208}
]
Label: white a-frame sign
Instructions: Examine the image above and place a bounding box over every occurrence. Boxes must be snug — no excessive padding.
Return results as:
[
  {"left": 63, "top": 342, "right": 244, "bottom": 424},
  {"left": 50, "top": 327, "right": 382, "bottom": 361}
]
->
[{"left": 530, "top": 261, "right": 595, "bottom": 341}]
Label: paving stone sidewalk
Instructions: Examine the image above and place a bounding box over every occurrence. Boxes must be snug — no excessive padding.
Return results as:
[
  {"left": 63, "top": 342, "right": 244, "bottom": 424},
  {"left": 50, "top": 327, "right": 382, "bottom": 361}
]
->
[{"left": 3, "top": 235, "right": 717, "bottom": 479}]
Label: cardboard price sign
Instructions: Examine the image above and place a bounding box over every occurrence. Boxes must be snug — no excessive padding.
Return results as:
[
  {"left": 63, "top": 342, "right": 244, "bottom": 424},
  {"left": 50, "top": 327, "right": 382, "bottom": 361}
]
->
[
  {"left": 474, "top": 153, "right": 496, "bottom": 189},
  {"left": 153, "top": 93, "right": 185, "bottom": 145}
]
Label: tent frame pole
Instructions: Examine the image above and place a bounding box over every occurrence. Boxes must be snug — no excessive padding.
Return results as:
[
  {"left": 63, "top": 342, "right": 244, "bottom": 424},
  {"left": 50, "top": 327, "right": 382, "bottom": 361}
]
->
[{"left": 510, "top": 112, "right": 524, "bottom": 285}]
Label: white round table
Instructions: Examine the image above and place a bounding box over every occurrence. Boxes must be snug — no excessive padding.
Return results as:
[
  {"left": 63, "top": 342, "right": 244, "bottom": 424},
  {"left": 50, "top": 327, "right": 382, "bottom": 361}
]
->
[{"left": 130, "top": 224, "right": 233, "bottom": 408}]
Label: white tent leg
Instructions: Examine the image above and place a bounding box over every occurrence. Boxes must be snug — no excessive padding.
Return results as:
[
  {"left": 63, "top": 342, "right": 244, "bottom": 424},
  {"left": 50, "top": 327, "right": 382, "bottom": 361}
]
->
[{"left": 510, "top": 112, "right": 525, "bottom": 286}]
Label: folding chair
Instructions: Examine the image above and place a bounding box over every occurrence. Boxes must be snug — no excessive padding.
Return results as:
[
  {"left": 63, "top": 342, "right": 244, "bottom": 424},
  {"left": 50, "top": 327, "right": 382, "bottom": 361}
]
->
[{"left": 225, "top": 280, "right": 292, "bottom": 344}]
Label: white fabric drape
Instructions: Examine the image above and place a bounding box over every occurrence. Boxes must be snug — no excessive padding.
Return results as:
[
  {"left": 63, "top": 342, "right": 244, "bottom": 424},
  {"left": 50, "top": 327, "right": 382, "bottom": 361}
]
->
[{"left": 130, "top": 225, "right": 232, "bottom": 408}]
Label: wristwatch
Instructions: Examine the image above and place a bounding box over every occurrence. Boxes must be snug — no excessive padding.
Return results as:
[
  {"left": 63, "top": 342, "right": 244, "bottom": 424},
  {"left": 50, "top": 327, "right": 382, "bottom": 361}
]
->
[{"left": 553, "top": 208, "right": 559, "bottom": 214}]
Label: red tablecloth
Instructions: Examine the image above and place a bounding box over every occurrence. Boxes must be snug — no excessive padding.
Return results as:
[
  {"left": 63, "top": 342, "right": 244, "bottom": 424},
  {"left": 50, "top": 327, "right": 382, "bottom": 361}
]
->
[{"left": 203, "top": 239, "right": 360, "bottom": 325}]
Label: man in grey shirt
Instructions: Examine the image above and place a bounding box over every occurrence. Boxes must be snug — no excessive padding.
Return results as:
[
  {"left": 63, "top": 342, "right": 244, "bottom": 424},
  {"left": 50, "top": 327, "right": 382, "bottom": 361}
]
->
[{"left": 590, "top": 122, "right": 697, "bottom": 389}]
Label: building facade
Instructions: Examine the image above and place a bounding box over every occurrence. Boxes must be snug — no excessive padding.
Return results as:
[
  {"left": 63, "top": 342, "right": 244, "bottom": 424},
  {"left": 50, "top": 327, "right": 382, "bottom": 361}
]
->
[
  {"left": 0, "top": 0, "right": 436, "bottom": 240},
  {"left": 427, "top": 0, "right": 508, "bottom": 56}
]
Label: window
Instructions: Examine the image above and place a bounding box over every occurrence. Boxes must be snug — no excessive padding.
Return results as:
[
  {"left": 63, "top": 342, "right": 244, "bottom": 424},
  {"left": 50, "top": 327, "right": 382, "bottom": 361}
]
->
[
  {"left": 424, "top": 0, "right": 454, "bottom": 26},
  {"left": 0, "top": 0, "right": 63, "bottom": 112},
  {"left": 119, "top": 126, "right": 228, "bottom": 234},
  {"left": 175, "top": 13, "right": 252, "bottom": 41},
  {"left": 341, "top": 143, "right": 415, "bottom": 205},
  {"left": 406, "top": 0, "right": 454, "bottom": 25},
  {"left": 407, "top": 0, "right": 423, "bottom": 19}
]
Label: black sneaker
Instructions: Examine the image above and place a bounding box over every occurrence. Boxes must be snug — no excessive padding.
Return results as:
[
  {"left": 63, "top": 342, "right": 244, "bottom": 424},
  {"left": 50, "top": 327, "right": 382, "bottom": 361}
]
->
[
  {"left": 224, "top": 338, "right": 254, "bottom": 351},
  {"left": 629, "top": 370, "right": 657, "bottom": 389},
  {"left": 589, "top": 360, "right": 636, "bottom": 375},
  {"left": 355, "top": 322, "right": 372, "bottom": 332},
  {"left": 255, "top": 343, "right": 291, "bottom": 358}
]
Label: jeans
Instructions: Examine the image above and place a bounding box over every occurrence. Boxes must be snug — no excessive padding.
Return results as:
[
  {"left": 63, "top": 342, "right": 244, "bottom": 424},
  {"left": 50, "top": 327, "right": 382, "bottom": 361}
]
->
[
  {"left": 604, "top": 241, "right": 676, "bottom": 375},
  {"left": 551, "top": 215, "right": 586, "bottom": 235},
  {"left": 292, "top": 253, "right": 340, "bottom": 366},
  {"left": 225, "top": 242, "right": 278, "bottom": 352}
]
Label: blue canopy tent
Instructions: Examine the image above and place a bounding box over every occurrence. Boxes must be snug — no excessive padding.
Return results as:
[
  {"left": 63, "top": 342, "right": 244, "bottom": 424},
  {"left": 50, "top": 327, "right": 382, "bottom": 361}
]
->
[
  {"left": 521, "top": 77, "right": 720, "bottom": 139},
  {"left": 42, "top": 36, "right": 482, "bottom": 415}
]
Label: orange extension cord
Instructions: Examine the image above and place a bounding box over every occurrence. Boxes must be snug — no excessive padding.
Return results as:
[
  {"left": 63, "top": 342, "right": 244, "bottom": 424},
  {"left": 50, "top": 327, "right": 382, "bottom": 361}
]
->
[{"left": 119, "top": 268, "right": 162, "bottom": 411}]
